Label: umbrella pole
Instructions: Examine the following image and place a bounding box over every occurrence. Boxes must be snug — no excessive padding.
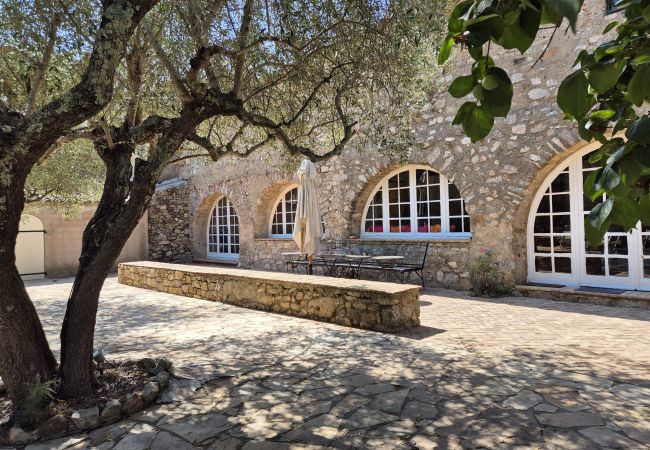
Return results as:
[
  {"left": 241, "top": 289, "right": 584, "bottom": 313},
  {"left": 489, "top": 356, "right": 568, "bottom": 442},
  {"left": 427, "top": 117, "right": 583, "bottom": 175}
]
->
[{"left": 308, "top": 255, "right": 313, "bottom": 275}]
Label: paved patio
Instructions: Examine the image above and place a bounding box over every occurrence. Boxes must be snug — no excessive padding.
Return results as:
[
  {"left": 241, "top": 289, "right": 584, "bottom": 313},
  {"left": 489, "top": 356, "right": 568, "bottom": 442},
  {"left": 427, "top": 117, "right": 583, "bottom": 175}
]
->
[{"left": 24, "top": 276, "right": 650, "bottom": 449}]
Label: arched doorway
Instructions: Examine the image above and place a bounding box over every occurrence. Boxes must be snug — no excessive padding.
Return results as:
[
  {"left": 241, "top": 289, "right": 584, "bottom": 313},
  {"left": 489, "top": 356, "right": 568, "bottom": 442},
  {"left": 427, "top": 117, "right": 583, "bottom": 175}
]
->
[
  {"left": 207, "top": 196, "right": 240, "bottom": 261},
  {"left": 527, "top": 144, "right": 649, "bottom": 291},
  {"left": 16, "top": 214, "right": 46, "bottom": 280}
]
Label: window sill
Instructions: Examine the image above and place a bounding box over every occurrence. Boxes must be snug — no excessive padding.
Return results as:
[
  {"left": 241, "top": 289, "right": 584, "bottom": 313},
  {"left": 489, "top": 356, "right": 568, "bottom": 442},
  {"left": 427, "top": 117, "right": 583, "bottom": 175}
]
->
[
  {"left": 254, "top": 237, "right": 294, "bottom": 242},
  {"left": 352, "top": 236, "right": 471, "bottom": 244}
]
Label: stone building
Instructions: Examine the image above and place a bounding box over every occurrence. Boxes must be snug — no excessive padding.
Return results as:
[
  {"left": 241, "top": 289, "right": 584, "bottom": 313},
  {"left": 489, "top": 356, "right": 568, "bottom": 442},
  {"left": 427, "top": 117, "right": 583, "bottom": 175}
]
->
[{"left": 148, "top": 0, "right": 649, "bottom": 292}]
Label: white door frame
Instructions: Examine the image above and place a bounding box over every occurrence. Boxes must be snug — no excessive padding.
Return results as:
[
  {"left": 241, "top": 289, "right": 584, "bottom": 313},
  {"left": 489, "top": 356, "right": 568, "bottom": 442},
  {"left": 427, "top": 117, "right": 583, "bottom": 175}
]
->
[
  {"left": 206, "top": 196, "right": 239, "bottom": 261},
  {"left": 527, "top": 142, "right": 647, "bottom": 291}
]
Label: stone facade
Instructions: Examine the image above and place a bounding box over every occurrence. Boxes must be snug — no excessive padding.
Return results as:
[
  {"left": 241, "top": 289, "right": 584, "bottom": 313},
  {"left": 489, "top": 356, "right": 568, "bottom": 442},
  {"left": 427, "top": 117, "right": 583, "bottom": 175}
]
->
[
  {"left": 148, "top": 0, "right": 620, "bottom": 289},
  {"left": 148, "top": 181, "right": 192, "bottom": 262},
  {"left": 118, "top": 261, "right": 420, "bottom": 331}
]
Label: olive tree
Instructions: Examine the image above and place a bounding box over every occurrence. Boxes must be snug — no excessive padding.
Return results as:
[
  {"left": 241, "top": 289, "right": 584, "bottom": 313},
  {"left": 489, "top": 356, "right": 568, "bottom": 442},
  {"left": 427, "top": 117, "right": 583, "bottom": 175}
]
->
[
  {"left": 56, "top": 0, "right": 442, "bottom": 397},
  {"left": 2, "top": 0, "right": 443, "bottom": 400},
  {"left": 0, "top": 0, "right": 159, "bottom": 403}
]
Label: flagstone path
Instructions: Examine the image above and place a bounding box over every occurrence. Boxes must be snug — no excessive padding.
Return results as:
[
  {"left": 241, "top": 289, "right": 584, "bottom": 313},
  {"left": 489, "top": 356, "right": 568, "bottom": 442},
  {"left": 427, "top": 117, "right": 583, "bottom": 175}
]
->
[{"left": 19, "top": 276, "right": 650, "bottom": 449}]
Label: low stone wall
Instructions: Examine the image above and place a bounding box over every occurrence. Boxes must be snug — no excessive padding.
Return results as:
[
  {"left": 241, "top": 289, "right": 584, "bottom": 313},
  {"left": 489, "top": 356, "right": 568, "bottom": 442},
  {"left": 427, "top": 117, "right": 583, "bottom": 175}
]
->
[{"left": 118, "top": 261, "right": 420, "bottom": 331}]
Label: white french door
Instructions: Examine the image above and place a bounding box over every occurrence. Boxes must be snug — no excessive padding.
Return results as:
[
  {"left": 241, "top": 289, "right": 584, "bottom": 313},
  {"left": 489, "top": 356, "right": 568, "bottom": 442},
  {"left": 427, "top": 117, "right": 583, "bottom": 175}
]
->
[
  {"left": 528, "top": 145, "right": 649, "bottom": 291},
  {"left": 207, "top": 197, "right": 239, "bottom": 261}
]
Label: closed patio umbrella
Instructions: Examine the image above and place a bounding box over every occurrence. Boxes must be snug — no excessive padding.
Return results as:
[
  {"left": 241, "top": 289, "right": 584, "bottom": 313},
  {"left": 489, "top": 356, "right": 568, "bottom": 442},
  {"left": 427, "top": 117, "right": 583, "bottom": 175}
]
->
[{"left": 292, "top": 159, "right": 322, "bottom": 274}]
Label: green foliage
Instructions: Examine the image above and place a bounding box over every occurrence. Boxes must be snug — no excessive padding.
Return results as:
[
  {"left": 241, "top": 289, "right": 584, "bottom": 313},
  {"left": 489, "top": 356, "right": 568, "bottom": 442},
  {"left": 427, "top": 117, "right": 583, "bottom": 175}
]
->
[
  {"left": 440, "top": 0, "right": 650, "bottom": 244},
  {"left": 24, "top": 141, "right": 105, "bottom": 215},
  {"left": 469, "top": 252, "right": 513, "bottom": 297},
  {"left": 17, "top": 377, "right": 55, "bottom": 429}
]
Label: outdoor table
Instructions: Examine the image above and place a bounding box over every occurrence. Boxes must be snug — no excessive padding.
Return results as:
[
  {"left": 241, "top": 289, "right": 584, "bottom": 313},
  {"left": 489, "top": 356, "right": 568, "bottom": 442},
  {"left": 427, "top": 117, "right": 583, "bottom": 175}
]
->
[
  {"left": 318, "top": 253, "right": 347, "bottom": 276},
  {"left": 345, "top": 254, "right": 371, "bottom": 279},
  {"left": 372, "top": 255, "right": 405, "bottom": 281},
  {"left": 282, "top": 252, "right": 306, "bottom": 274}
]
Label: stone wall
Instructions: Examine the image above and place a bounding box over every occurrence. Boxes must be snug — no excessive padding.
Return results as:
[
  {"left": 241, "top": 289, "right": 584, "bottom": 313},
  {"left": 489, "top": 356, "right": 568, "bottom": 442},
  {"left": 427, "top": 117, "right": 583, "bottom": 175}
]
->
[
  {"left": 147, "top": 0, "right": 618, "bottom": 288},
  {"left": 118, "top": 261, "right": 420, "bottom": 331},
  {"left": 148, "top": 181, "right": 192, "bottom": 262}
]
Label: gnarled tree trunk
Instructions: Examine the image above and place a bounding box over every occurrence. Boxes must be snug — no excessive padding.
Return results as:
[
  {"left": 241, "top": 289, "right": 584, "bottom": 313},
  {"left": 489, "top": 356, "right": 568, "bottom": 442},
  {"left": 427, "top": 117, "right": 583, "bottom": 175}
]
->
[
  {"left": 58, "top": 141, "right": 156, "bottom": 398},
  {"left": 58, "top": 108, "right": 205, "bottom": 398},
  {"left": 0, "top": 167, "right": 57, "bottom": 402},
  {"left": 0, "top": 0, "right": 159, "bottom": 402}
]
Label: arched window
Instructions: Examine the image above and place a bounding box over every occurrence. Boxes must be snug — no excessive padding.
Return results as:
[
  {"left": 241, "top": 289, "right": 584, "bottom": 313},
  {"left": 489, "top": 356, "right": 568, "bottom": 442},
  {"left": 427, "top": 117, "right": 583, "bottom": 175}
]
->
[
  {"left": 361, "top": 166, "right": 471, "bottom": 238},
  {"left": 269, "top": 186, "right": 298, "bottom": 237},
  {"left": 527, "top": 144, "right": 649, "bottom": 291},
  {"left": 207, "top": 196, "right": 239, "bottom": 260}
]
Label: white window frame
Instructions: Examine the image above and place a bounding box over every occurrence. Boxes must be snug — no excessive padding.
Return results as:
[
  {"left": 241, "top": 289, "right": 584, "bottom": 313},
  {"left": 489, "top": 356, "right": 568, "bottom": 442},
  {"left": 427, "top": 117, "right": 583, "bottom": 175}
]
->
[
  {"left": 526, "top": 141, "right": 648, "bottom": 291},
  {"left": 269, "top": 185, "right": 299, "bottom": 238},
  {"left": 207, "top": 196, "right": 240, "bottom": 261},
  {"left": 360, "top": 165, "right": 472, "bottom": 240}
]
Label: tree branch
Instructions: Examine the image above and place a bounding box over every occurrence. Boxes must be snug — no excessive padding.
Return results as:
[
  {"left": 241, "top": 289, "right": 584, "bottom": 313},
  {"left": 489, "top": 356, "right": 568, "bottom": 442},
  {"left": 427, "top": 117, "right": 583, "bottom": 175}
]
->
[
  {"left": 25, "top": 13, "right": 61, "bottom": 114},
  {"left": 232, "top": 0, "right": 255, "bottom": 97},
  {"left": 142, "top": 19, "right": 193, "bottom": 102}
]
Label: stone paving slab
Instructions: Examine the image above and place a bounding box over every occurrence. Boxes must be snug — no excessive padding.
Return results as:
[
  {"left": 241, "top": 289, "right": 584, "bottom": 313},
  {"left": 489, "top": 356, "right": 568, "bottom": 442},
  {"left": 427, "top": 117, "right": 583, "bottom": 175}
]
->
[{"left": 17, "top": 276, "right": 650, "bottom": 449}]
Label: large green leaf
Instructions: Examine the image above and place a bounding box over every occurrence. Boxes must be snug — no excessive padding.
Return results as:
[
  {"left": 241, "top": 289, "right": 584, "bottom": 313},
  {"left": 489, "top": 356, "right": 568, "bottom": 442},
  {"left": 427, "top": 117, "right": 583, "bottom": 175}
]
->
[
  {"left": 628, "top": 64, "right": 650, "bottom": 106},
  {"left": 584, "top": 218, "right": 609, "bottom": 246},
  {"left": 640, "top": 194, "right": 650, "bottom": 225},
  {"left": 481, "top": 67, "right": 513, "bottom": 117},
  {"left": 496, "top": 7, "right": 541, "bottom": 53},
  {"left": 557, "top": 71, "right": 594, "bottom": 119},
  {"left": 449, "top": 75, "right": 476, "bottom": 98},
  {"left": 466, "top": 13, "right": 504, "bottom": 46},
  {"left": 452, "top": 101, "right": 477, "bottom": 125},
  {"left": 588, "top": 60, "right": 626, "bottom": 93},
  {"left": 588, "top": 197, "right": 614, "bottom": 229},
  {"left": 595, "top": 165, "right": 621, "bottom": 190},
  {"left": 543, "top": 0, "right": 585, "bottom": 31},
  {"left": 437, "top": 36, "right": 455, "bottom": 65},
  {"left": 610, "top": 197, "right": 640, "bottom": 230},
  {"left": 626, "top": 117, "right": 650, "bottom": 144},
  {"left": 461, "top": 103, "right": 494, "bottom": 142},
  {"left": 636, "top": 145, "right": 650, "bottom": 166},
  {"left": 448, "top": 0, "right": 472, "bottom": 33}
]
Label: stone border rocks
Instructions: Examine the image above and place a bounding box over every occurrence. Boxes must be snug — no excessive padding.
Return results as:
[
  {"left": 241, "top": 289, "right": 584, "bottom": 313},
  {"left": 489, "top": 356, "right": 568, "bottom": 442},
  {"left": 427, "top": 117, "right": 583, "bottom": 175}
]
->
[{"left": 3, "top": 357, "right": 172, "bottom": 447}]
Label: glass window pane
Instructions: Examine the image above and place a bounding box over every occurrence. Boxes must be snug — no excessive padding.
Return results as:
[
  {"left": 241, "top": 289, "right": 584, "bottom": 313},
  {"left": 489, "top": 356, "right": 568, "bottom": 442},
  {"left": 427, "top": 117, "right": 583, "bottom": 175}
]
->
[
  {"left": 449, "top": 217, "right": 462, "bottom": 233},
  {"left": 552, "top": 194, "right": 570, "bottom": 213},
  {"left": 554, "top": 236, "right": 571, "bottom": 253},
  {"left": 398, "top": 170, "right": 409, "bottom": 186},
  {"left": 608, "top": 236, "right": 628, "bottom": 255},
  {"left": 448, "top": 183, "right": 461, "bottom": 199},
  {"left": 463, "top": 217, "right": 471, "bottom": 232},
  {"left": 552, "top": 215, "right": 571, "bottom": 233},
  {"left": 585, "top": 240, "right": 604, "bottom": 255},
  {"left": 534, "top": 236, "right": 551, "bottom": 253},
  {"left": 449, "top": 200, "right": 462, "bottom": 216},
  {"left": 534, "top": 216, "right": 551, "bottom": 234},
  {"left": 554, "top": 257, "right": 572, "bottom": 273},
  {"left": 586, "top": 257, "right": 606, "bottom": 275},
  {"left": 551, "top": 173, "right": 570, "bottom": 193},
  {"left": 608, "top": 258, "right": 629, "bottom": 277},
  {"left": 537, "top": 196, "right": 550, "bottom": 214},
  {"left": 535, "top": 256, "right": 552, "bottom": 273}
]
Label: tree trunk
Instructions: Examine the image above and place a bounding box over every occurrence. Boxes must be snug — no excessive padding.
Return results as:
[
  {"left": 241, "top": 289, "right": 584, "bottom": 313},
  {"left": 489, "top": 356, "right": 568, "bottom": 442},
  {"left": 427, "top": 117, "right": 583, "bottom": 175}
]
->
[
  {"left": 0, "top": 165, "right": 57, "bottom": 403},
  {"left": 58, "top": 108, "right": 205, "bottom": 398},
  {"left": 59, "top": 142, "right": 156, "bottom": 398}
]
